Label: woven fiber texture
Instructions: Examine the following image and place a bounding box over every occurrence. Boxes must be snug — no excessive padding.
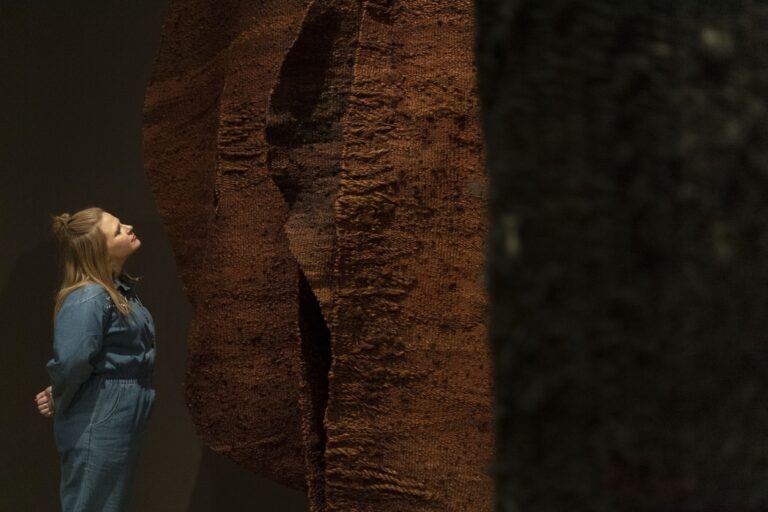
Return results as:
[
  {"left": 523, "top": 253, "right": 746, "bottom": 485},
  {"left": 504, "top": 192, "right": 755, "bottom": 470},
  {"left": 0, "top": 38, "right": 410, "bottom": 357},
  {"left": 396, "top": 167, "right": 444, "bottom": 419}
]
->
[
  {"left": 143, "top": 1, "right": 492, "bottom": 510},
  {"left": 479, "top": 1, "right": 768, "bottom": 510}
]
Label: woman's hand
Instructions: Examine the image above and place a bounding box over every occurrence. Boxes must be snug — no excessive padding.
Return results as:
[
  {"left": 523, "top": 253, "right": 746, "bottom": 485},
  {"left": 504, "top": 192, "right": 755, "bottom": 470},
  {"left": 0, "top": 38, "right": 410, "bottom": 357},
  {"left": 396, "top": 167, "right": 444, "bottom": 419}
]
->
[{"left": 35, "top": 386, "right": 55, "bottom": 417}]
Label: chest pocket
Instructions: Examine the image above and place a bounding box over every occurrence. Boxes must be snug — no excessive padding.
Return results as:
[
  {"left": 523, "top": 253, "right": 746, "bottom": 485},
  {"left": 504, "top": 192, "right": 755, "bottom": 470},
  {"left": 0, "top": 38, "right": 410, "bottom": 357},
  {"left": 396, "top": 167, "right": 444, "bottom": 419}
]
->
[{"left": 104, "top": 295, "right": 154, "bottom": 349}]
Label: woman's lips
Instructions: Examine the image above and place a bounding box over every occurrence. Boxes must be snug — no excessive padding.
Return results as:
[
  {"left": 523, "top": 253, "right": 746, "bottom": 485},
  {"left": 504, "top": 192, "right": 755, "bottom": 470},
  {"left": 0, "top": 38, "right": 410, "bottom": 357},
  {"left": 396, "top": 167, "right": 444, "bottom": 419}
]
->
[{"left": 132, "top": 234, "right": 137, "bottom": 241}]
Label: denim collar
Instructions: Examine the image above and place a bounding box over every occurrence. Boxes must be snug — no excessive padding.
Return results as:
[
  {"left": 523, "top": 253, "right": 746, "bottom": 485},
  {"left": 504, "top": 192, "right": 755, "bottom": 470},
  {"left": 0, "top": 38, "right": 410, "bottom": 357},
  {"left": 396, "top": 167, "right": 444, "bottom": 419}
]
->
[{"left": 113, "top": 275, "right": 133, "bottom": 292}]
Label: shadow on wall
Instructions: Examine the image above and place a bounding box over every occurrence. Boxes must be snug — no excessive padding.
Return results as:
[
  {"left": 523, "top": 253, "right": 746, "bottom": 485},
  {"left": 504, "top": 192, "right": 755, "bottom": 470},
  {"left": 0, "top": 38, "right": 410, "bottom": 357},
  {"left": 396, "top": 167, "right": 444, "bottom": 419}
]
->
[
  {"left": 0, "top": 240, "right": 61, "bottom": 510},
  {"left": 186, "top": 448, "right": 309, "bottom": 512}
]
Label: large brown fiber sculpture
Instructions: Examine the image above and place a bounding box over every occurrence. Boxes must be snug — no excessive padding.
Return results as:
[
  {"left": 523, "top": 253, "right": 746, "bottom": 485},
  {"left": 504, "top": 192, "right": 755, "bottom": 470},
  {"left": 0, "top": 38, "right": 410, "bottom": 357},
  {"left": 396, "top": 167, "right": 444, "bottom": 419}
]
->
[{"left": 142, "top": 1, "right": 493, "bottom": 510}]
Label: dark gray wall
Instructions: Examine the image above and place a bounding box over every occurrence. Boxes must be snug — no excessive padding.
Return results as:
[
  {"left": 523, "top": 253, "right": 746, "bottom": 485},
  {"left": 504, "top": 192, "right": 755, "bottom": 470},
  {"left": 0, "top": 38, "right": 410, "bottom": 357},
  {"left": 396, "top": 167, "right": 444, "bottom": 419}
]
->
[{"left": 0, "top": 2, "right": 308, "bottom": 510}]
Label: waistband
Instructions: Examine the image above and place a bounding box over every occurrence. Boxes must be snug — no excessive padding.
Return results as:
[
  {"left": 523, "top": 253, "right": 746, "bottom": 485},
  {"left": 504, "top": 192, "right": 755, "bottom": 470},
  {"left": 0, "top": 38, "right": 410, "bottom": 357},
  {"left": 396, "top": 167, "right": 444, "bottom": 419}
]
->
[{"left": 94, "top": 371, "right": 153, "bottom": 387}]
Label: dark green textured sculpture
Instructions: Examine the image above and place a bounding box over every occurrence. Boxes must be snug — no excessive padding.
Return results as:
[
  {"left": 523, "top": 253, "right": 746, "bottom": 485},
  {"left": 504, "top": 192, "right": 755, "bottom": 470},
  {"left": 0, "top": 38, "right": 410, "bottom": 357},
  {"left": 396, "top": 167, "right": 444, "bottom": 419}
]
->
[{"left": 479, "top": 1, "right": 768, "bottom": 510}]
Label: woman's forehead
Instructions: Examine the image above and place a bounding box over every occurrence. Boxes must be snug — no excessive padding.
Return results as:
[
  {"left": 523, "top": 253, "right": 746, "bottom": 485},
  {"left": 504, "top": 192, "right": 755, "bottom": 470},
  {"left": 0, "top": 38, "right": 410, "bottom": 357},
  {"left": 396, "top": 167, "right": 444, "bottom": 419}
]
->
[{"left": 100, "top": 212, "right": 119, "bottom": 229}]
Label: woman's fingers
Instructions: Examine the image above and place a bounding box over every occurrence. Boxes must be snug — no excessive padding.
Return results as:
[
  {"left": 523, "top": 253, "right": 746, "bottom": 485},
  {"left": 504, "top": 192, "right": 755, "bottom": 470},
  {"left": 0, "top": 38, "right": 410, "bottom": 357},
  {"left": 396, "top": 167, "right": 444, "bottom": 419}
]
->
[{"left": 34, "top": 388, "right": 55, "bottom": 417}]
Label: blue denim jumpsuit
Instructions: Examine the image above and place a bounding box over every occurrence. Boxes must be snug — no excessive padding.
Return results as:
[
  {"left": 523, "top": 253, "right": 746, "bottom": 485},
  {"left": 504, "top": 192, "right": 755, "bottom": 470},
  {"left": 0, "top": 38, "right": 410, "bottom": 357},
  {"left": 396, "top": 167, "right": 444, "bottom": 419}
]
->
[{"left": 46, "top": 276, "right": 156, "bottom": 512}]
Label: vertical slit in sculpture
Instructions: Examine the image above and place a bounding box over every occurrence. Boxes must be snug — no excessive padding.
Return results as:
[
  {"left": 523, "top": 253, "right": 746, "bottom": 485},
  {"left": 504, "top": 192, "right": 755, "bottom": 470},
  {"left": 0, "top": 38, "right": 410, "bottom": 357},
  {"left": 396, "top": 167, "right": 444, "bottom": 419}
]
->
[
  {"left": 295, "top": 257, "right": 334, "bottom": 512},
  {"left": 264, "top": 1, "right": 362, "bottom": 508},
  {"left": 299, "top": 269, "right": 331, "bottom": 467}
]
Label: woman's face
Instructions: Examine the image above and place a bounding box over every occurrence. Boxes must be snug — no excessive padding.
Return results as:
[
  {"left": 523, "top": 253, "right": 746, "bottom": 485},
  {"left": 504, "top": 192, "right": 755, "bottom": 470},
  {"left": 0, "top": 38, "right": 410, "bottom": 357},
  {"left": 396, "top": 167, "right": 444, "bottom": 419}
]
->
[{"left": 99, "top": 211, "right": 141, "bottom": 264}]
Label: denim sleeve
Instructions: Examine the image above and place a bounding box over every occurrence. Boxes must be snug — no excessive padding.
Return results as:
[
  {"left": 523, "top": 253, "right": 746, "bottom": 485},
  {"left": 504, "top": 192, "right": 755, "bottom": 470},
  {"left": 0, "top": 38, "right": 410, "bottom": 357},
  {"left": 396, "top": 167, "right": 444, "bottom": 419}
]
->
[{"left": 45, "top": 289, "right": 109, "bottom": 416}]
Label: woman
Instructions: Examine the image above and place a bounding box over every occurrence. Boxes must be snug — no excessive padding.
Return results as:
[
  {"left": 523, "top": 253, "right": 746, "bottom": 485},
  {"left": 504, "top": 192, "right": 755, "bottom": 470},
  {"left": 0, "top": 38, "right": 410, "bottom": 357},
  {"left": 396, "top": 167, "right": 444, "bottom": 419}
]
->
[{"left": 33, "top": 206, "right": 156, "bottom": 512}]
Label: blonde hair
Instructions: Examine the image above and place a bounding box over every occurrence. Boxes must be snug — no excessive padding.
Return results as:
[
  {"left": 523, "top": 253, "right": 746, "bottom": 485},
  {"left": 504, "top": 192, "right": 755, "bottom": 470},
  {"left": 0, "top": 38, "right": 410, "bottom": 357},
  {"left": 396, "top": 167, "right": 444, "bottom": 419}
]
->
[{"left": 51, "top": 206, "right": 137, "bottom": 321}]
